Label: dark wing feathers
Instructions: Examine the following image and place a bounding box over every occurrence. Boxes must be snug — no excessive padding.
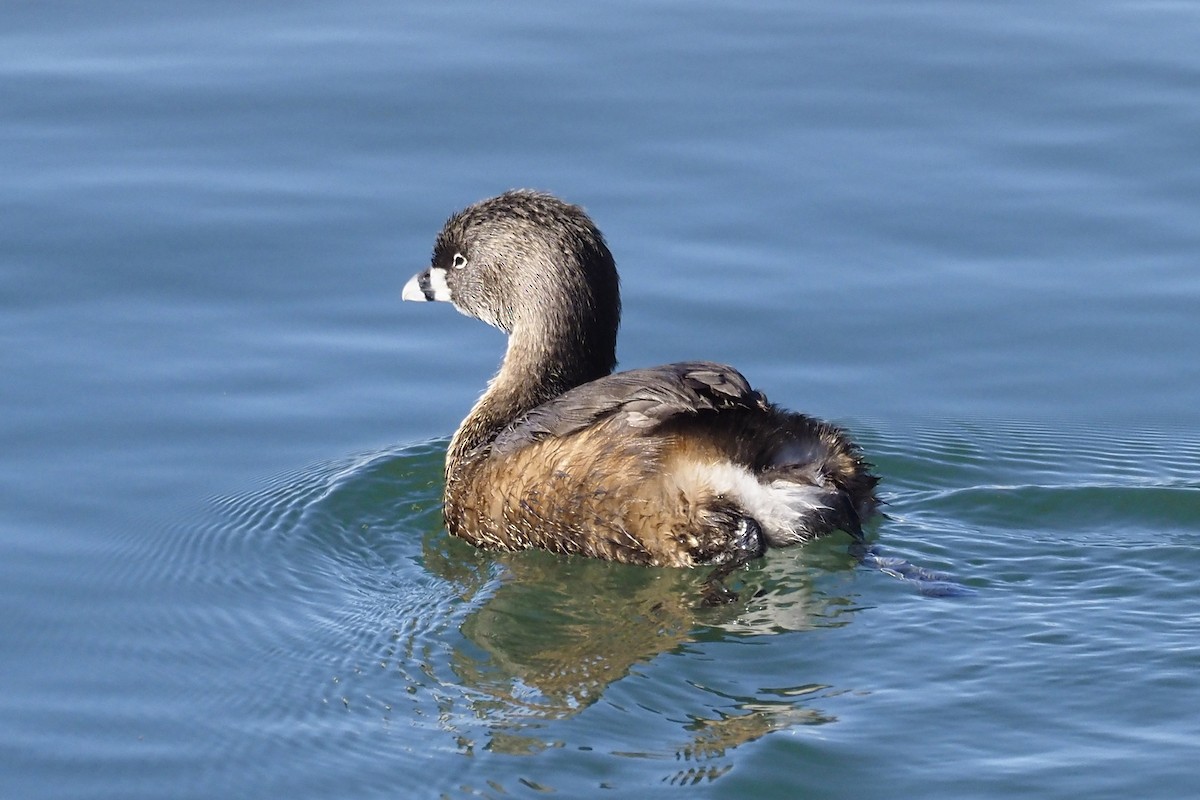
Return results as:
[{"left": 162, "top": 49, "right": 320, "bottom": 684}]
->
[{"left": 491, "top": 361, "right": 766, "bottom": 455}]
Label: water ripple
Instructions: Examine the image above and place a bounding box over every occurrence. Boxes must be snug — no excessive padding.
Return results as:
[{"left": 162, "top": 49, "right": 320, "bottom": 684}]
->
[{"left": 76, "top": 418, "right": 1200, "bottom": 796}]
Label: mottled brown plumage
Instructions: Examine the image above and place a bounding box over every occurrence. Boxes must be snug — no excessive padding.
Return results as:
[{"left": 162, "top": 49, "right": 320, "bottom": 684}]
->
[{"left": 403, "top": 190, "right": 878, "bottom": 578}]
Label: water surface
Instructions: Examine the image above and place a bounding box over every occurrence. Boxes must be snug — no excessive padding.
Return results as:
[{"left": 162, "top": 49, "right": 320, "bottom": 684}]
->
[{"left": 2, "top": 1, "right": 1198, "bottom": 798}]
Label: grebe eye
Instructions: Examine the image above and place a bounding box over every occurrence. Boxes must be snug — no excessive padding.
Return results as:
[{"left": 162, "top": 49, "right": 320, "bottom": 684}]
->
[{"left": 452, "top": 253, "right": 467, "bottom": 270}]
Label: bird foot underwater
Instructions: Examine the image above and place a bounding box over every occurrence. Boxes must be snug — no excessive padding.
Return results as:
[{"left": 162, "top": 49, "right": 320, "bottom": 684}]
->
[
  {"left": 852, "top": 541, "right": 977, "bottom": 597},
  {"left": 699, "top": 517, "right": 764, "bottom": 606},
  {"left": 700, "top": 557, "right": 755, "bottom": 606},
  {"left": 699, "top": 540, "right": 976, "bottom": 606}
]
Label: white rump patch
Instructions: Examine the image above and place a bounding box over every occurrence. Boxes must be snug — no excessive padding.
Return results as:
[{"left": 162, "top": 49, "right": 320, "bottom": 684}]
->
[{"left": 678, "top": 461, "right": 830, "bottom": 548}]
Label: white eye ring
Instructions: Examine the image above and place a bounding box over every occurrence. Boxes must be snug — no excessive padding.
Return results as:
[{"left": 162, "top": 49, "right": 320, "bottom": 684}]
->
[{"left": 452, "top": 253, "right": 467, "bottom": 270}]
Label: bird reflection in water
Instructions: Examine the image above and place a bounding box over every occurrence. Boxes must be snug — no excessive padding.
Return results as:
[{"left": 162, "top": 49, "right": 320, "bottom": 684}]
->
[{"left": 418, "top": 526, "right": 864, "bottom": 770}]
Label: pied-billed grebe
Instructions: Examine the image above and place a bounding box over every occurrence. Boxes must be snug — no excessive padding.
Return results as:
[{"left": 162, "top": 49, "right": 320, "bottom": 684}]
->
[{"left": 403, "top": 190, "right": 878, "bottom": 593}]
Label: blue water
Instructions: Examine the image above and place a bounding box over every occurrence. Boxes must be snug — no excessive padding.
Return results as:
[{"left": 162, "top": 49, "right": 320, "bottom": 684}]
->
[{"left": 3, "top": 1, "right": 1198, "bottom": 797}]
